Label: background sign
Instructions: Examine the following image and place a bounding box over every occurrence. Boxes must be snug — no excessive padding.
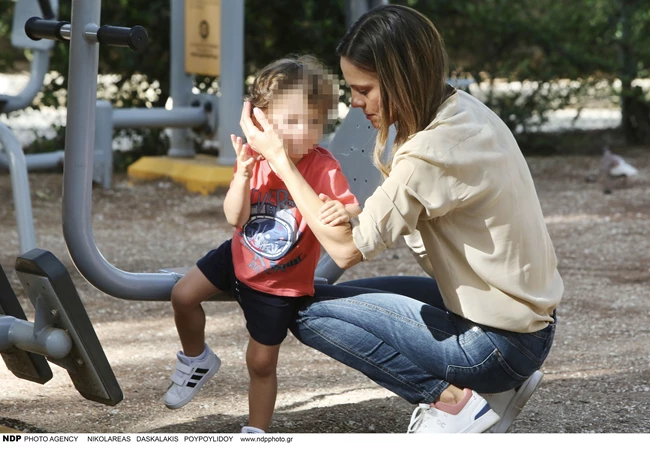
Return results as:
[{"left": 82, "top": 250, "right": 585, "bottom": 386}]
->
[{"left": 185, "top": 0, "right": 221, "bottom": 76}]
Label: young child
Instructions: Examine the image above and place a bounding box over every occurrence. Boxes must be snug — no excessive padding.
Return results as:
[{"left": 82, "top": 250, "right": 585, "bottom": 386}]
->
[{"left": 163, "top": 55, "right": 360, "bottom": 434}]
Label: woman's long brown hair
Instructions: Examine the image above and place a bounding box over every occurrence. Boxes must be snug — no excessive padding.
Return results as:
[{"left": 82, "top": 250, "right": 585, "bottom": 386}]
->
[{"left": 337, "top": 5, "right": 455, "bottom": 177}]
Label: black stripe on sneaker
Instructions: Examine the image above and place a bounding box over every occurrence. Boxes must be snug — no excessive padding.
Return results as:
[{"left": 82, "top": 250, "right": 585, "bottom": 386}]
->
[
  {"left": 195, "top": 368, "right": 209, "bottom": 374},
  {"left": 187, "top": 382, "right": 197, "bottom": 388},
  {"left": 191, "top": 374, "right": 203, "bottom": 380}
]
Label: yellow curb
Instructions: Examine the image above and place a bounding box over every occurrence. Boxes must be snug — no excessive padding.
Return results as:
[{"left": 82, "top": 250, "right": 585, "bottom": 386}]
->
[{"left": 127, "top": 154, "right": 233, "bottom": 195}]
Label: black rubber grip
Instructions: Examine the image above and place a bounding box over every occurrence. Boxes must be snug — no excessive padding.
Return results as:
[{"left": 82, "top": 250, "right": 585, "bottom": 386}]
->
[
  {"left": 96, "top": 25, "right": 148, "bottom": 52},
  {"left": 37, "top": 0, "right": 56, "bottom": 20},
  {"left": 24, "top": 17, "right": 68, "bottom": 42}
]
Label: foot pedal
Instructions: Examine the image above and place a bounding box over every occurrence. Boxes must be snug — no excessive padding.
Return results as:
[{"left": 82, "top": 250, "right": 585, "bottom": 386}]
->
[
  {"left": 0, "top": 264, "right": 53, "bottom": 384},
  {"left": 15, "top": 249, "right": 123, "bottom": 406}
]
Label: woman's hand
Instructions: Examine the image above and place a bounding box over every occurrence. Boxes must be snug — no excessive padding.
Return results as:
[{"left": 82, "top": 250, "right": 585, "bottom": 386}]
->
[
  {"left": 318, "top": 194, "right": 350, "bottom": 226},
  {"left": 239, "top": 101, "right": 287, "bottom": 166}
]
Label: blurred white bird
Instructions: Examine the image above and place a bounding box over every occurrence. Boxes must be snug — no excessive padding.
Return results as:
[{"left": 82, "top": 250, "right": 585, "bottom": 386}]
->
[
  {"left": 600, "top": 146, "right": 639, "bottom": 193},
  {"left": 602, "top": 146, "right": 638, "bottom": 177}
]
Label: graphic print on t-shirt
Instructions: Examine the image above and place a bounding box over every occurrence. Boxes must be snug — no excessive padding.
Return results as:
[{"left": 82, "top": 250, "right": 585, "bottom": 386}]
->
[
  {"left": 231, "top": 147, "right": 358, "bottom": 297},
  {"left": 242, "top": 187, "right": 301, "bottom": 273}
]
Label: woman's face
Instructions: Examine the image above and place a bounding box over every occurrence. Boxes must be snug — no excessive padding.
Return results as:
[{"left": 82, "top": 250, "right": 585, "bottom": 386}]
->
[{"left": 340, "top": 57, "right": 382, "bottom": 129}]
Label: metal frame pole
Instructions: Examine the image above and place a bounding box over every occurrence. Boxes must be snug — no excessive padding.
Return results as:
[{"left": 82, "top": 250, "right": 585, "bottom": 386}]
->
[
  {"left": 168, "top": 0, "right": 196, "bottom": 157},
  {"left": 62, "top": 0, "right": 177, "bottom": 300},
  {"left": 216, "top": 0, "right": 244, "bottom": 165},
  {"left": 0, "top": 124, "right": 36, "bottom": 253}
]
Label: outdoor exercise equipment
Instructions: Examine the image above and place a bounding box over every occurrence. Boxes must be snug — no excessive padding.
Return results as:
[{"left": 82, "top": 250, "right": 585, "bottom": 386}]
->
[
  {"left": 94, "top": 0, "right": 244, "bottom": 191},
  {"left": 0, "top": 0, "right": 60, "bottom": 254},
  {"left": 0, "top": 0, "right": 154, "bottom": 406},
  {"left": 0, "top": 250, "right": 122, "bottom": 405},
  {"left": 0, "top": 0, "right": 115, "bottom": 255},
  {"left": 0, "top": 0, "right": 243, "bottom": 257},
  {"left": 0, "top": 0, "right": 390, "bottom": 407}
]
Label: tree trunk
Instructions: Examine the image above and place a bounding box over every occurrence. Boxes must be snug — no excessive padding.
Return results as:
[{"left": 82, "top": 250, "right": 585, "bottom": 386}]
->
[{"left": 619, "top": 0, "right": 650, "bottom": 144}]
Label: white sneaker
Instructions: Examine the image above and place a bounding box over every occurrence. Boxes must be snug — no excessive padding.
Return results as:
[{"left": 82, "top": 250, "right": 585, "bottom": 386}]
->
[
  {"left": 484, "top": 370, "right": 544, "bottom": 433},
  {"left": 241, "top": 426, "right": 265, "bottom": 434},
  {"left": 407, "top": 389, "right": 500, "bottom": 434},
  {"left": 163, "top": 345, "right": 221, "bottom": 409}
]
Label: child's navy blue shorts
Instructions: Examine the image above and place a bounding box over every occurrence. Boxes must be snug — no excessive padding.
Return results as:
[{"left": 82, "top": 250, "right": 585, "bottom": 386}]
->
[{"left": 196, "top": 239, "right": 310, "bottom": 346}]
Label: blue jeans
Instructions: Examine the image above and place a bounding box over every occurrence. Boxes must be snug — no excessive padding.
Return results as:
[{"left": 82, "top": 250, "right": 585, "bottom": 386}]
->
[{"left": 289, "top": 276, "right": 555, "bottom": 404}]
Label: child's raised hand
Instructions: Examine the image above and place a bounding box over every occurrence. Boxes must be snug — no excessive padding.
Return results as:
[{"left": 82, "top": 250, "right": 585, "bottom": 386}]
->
[
  {"left": 318, "top": 193, "right": 349, "bottom": 226},
  {"left": 231, "top": 134, "right": 257, "bottom": 179}
]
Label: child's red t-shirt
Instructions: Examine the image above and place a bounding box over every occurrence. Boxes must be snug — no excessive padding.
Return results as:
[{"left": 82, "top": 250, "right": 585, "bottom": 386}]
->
[{"left": 230, "top": 147, "right": 358, "bottom": 297}]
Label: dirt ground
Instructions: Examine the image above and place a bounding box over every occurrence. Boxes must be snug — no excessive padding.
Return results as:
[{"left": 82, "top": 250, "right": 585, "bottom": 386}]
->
[{"left": 1, "top": 148, "right": 650, "bottom": 434}]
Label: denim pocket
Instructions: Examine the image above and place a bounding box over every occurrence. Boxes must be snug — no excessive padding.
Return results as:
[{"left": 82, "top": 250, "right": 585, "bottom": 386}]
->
[
  {"left": 494, "top": 323, "right": 555, "bottom": 370},
  {"left": 445, "top": 348, "right": 529, "bottom": 393}
]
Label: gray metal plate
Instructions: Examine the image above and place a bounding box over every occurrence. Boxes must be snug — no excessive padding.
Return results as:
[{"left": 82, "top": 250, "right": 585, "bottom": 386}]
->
[
  {"left": 0, "top": 264, "right": 53, "bottom": 384},
  {"left": 326, "top": 107, "right": 396, "bottom": 206},
  {"left": 15, "top": 249, "right": 122, "bottom": 406}
]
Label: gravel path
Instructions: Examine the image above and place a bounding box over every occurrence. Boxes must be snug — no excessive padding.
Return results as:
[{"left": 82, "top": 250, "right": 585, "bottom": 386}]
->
[{"left": 1, "top": 149, "right": 650, "bottom": 433}]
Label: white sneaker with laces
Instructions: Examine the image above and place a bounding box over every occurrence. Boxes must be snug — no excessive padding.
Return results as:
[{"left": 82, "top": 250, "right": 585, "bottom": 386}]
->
[
  {"left": 484, "top": 370, "right": 544, "bottom": 433},
  {"left": 407, "top": 389, "right": 500, "bottom": 434},
  {"left": 241, "top": 426, "right": 265, "bottom": 434},
  {"left": 163, "top": 345, "right": 221, "bottom": 409}
]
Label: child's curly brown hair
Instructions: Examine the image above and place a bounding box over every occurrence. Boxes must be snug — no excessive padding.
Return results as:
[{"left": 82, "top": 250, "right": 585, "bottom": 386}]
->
[{"left": 245, "top": 55, "right": 338, "bottom": 127}]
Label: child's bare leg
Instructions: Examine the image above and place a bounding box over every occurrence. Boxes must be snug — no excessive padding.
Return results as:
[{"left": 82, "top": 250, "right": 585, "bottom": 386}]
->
[
  {"left": 171, "top": 266, "right": 220, "bottom": 356},
  {"left": 246, "top": 337, "right": 281, "bottom": 431}
]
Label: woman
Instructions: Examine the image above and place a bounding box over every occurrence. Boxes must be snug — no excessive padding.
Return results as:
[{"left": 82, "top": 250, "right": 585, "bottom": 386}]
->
[{"left": 238, "top": 4, "right": 563, "bottom": 434}]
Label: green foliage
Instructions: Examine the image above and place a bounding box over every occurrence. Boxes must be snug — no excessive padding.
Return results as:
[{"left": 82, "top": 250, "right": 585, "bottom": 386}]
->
[
  {"left": 244, "top": 0, "right": 346, "bottom": 75},
  {"left": 395, "top": 0, "right": 650, "bottom": 144},
  {"left": 0, "top": 2, "right": 21, "bottom": 72},
  {"left": 2, "top": 0, "right": 650, "bottom": 155}
]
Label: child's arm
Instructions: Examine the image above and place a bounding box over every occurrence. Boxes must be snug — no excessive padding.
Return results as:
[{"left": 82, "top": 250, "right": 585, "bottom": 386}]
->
[
  {"left": 224, "top": 174, "right": 251, "bottom": 228},
  {"left": 224, "top": 135, "right": 255, "bottom": 228}
]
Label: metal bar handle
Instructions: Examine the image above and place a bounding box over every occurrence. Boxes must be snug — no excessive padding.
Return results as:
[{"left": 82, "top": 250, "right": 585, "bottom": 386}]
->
[
  {"left": 24, "top": 17, "right": 69, "bottom": 42},
  {"left": 96, "top": 25, "right": 148, "bottom": 52}
]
